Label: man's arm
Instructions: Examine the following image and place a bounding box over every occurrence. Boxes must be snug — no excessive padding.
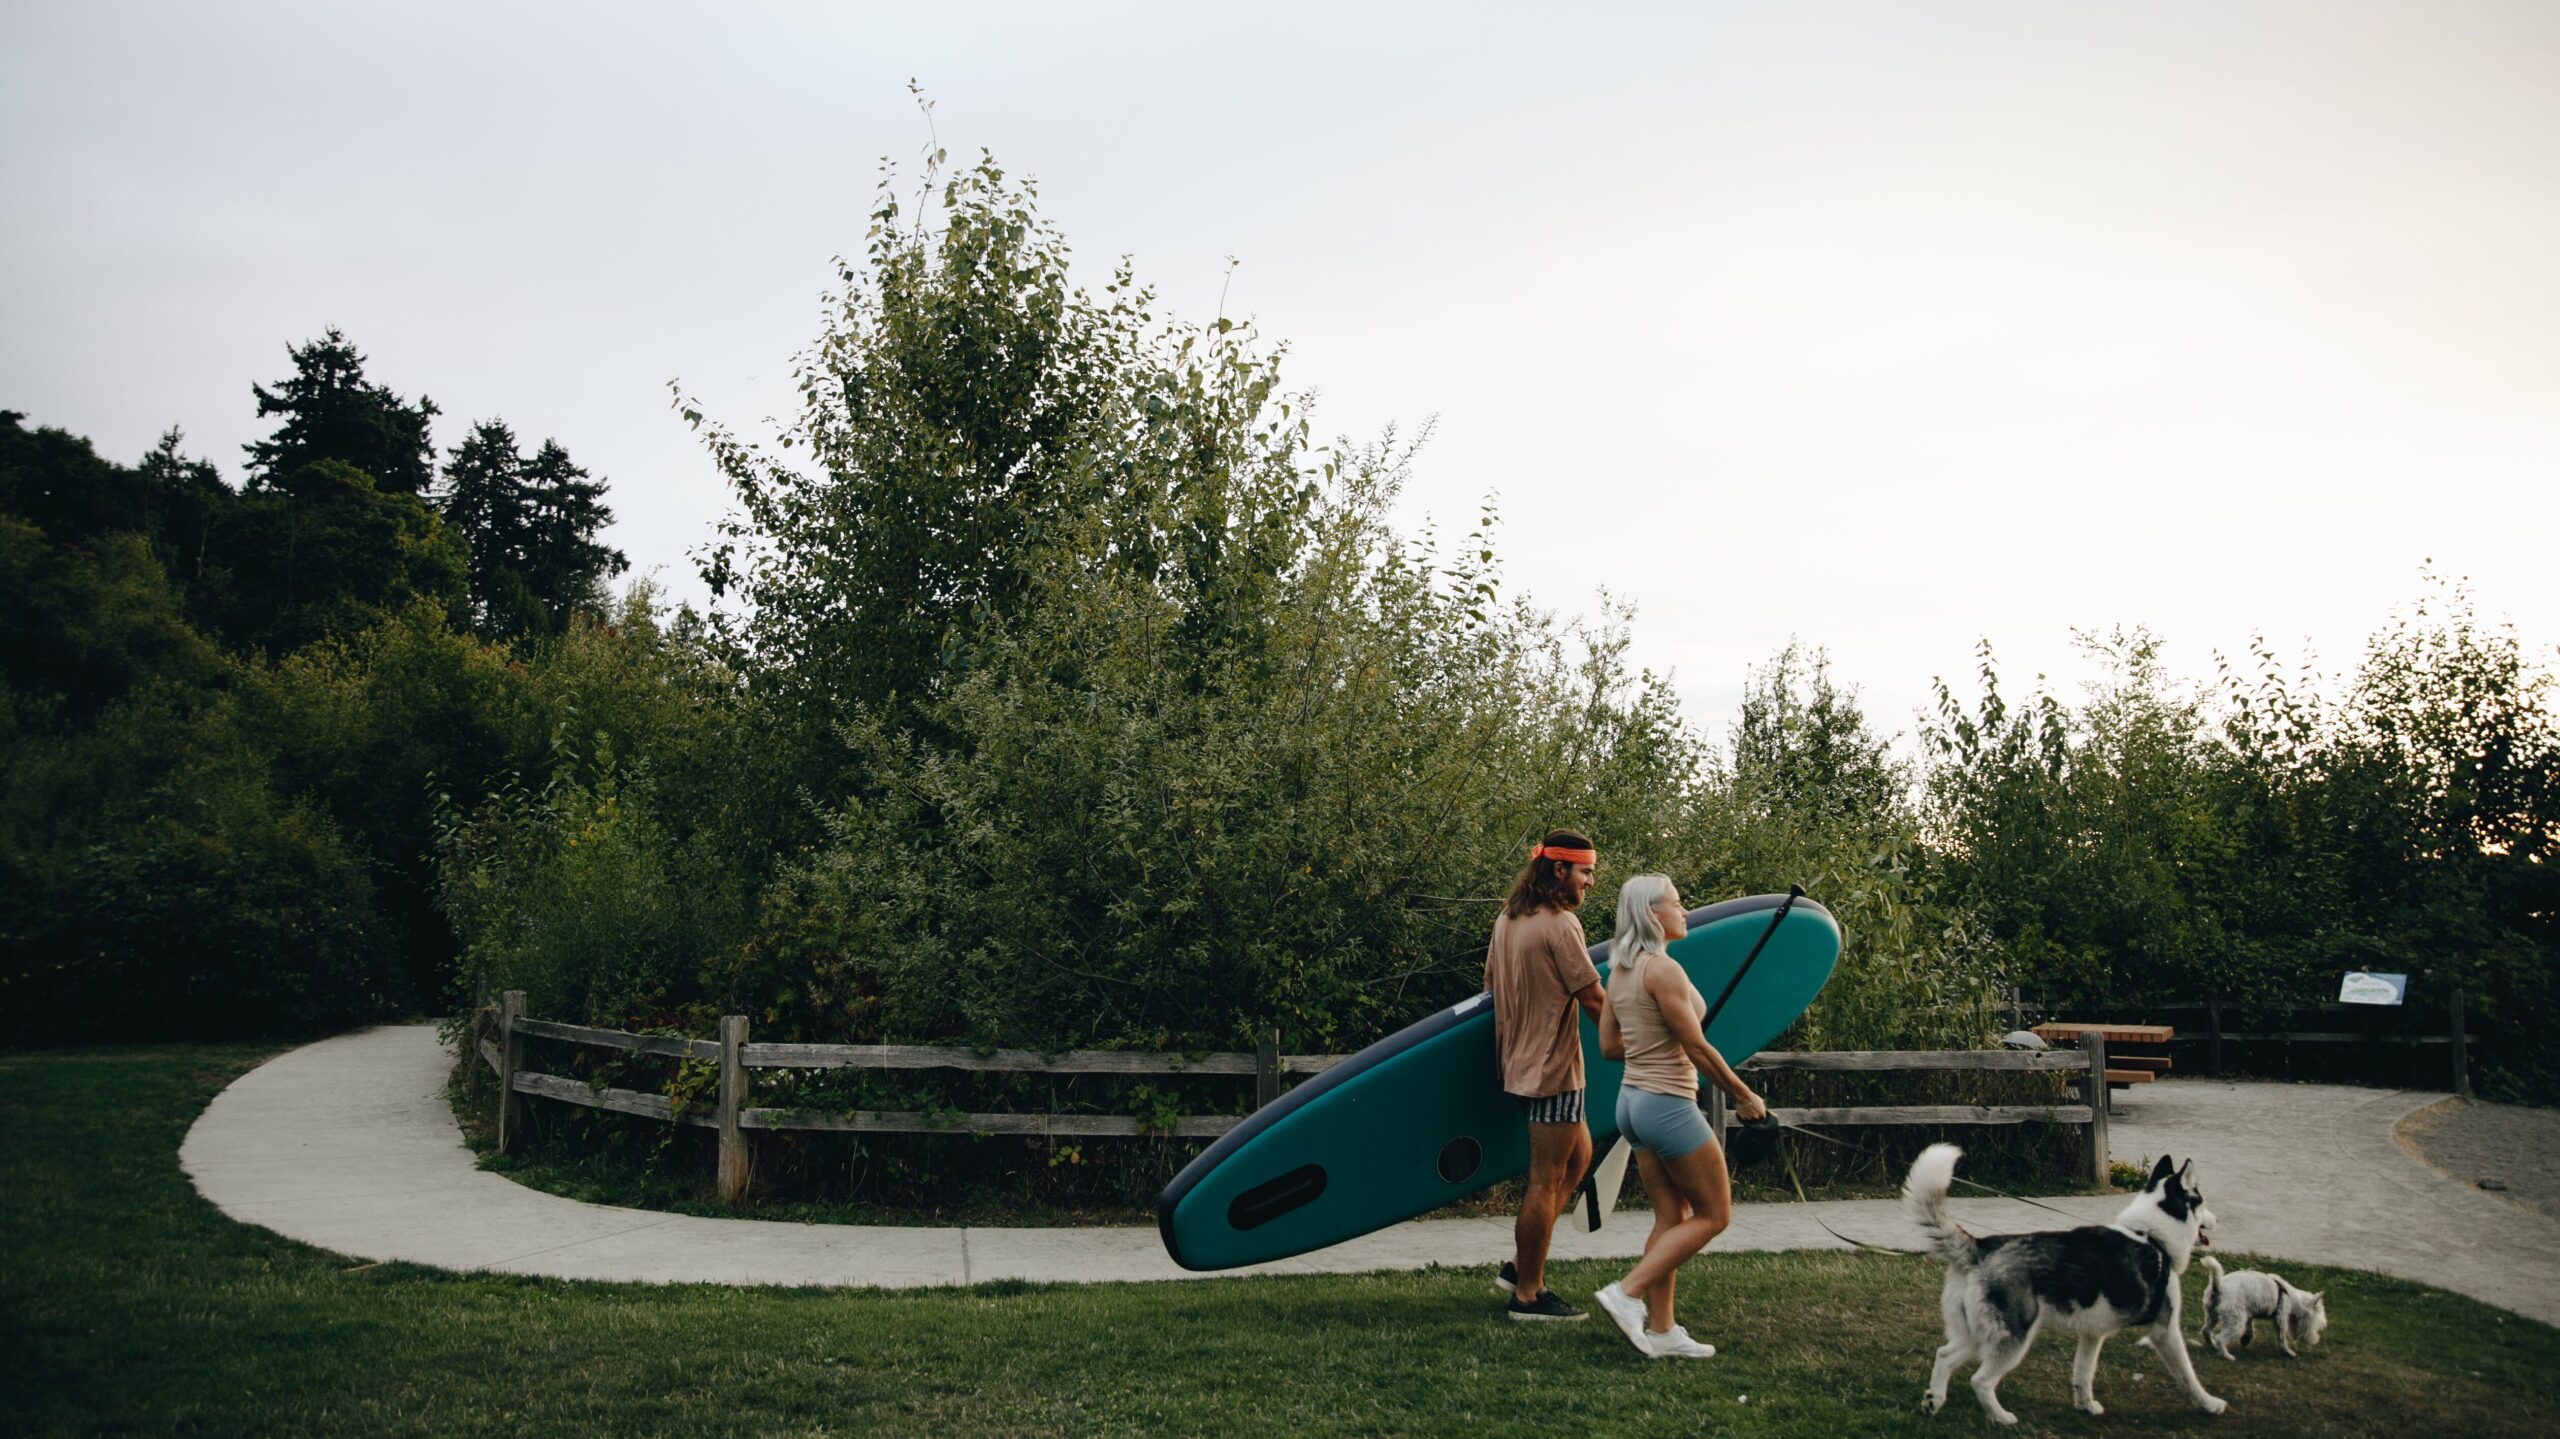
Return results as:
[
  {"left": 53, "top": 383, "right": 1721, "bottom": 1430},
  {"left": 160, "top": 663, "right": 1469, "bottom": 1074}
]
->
[
  {"left": 1595, "top": 981, "right": 1625, "bottom": 1059},
  {"left": 1572, "top": 981, "right": 1605, "bottom": 1020}
]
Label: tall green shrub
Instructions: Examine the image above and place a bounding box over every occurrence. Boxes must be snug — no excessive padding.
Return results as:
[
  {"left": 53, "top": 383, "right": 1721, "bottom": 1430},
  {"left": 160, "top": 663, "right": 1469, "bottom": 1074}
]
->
[
  {"left": 731, "top": 449, "right": 1714, "bottom": 1053},
  {"left": 1704, "top": 644, "right": 2007, "bottom": 1051}
]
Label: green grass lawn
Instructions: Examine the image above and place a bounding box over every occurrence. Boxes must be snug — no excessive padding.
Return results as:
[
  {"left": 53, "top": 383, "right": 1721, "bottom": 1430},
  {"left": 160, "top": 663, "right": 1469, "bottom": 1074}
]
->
[{"left": 5, "top": 1044, "right": 2554, "bottom": 1437}]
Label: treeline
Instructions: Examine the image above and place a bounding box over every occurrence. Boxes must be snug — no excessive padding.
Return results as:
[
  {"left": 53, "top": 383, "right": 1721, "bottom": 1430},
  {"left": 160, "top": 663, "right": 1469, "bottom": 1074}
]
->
[
  {"left": 8, "top": 154, "right": 2552, "bottom": 1114},
  {"left": 2, "top": 333, "right": 633, "bottom": 1037},
  {"left": 437, "top": 154, "right": 2551, "bottom": 1104},
  {"left": 1929, "top": 618, "right": 2555, "bottom": 1074}
]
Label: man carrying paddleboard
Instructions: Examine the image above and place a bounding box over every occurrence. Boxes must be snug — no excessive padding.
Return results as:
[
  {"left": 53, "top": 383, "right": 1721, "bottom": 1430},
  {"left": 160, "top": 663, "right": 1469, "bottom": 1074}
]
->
[{"left": 1485, "top": 828, "right": 1605, "bottom": 1321}]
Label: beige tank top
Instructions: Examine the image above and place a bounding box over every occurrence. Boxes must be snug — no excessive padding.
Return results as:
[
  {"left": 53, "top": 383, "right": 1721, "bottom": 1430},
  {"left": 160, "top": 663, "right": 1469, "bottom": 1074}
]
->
[{"left": 1608, "top": 948, "right": 1703, "bottom": 1099}]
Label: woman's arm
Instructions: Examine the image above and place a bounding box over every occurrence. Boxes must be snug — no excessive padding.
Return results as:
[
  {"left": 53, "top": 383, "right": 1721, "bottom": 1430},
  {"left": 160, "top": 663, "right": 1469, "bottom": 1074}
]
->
[
  {"left": 1598, "top": 983, "right": 1626, "bottom": 1061},
  {"left": 1645, "top": 963, "right": 1766, "bottom": 1120}
]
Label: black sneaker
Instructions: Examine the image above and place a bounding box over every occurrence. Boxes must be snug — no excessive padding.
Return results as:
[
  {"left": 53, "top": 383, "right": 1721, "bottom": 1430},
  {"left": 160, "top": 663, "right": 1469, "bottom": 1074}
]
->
[
  {"left": 1494, "top": 1260, "right": 1518, "bottom": 1295},
  {"left": 1507, "top": 1289, "right": 1587, "bottom": 1322}
]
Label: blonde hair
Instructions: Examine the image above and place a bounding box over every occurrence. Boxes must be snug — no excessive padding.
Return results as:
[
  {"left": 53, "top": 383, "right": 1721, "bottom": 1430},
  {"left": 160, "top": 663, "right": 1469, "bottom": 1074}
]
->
[{"left": 1607, "top": 874, "right": 1678, "bottom": 985}]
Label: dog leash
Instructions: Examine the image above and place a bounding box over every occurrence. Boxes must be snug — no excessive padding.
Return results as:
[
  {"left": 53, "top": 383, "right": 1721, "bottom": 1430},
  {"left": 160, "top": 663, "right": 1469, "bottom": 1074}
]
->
[{"left": 1742, "top": 1114, "right": 2101, "bottom": 1255}]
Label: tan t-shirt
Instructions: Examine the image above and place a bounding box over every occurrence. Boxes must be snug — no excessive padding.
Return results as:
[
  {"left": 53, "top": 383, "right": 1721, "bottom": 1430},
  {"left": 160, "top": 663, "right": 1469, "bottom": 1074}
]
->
[{"left": 1483, "top": 906, "right": 1601, "bottom": 1099}]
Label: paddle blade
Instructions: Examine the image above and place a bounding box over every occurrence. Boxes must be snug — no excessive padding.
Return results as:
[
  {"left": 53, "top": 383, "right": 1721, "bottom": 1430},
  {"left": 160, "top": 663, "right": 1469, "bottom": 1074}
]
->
[{"left": 1580, "top": 1132, "right": 1635, "bottom": 1232}]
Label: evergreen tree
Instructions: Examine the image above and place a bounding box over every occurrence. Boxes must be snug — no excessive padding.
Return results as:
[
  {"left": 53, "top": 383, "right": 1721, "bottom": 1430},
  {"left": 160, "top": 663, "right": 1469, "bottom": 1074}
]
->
[
  {"left": 135, "top": 429, "right": 228, "bottom": 617},
  {"left": 520, "top": 438, "right": 626, "bottom": 626},
  {"left": 437, "top": 420, "right": 539, "bottom": 638},
  {"left": 244, "top": 329, "right": 440, "bottom": 495},
  {"left": 434, "top": 425, "right": 625, "bottom": 640}
]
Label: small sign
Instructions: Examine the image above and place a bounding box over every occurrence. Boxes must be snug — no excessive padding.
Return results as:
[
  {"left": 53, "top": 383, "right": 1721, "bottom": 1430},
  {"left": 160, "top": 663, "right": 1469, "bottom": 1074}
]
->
[{"left": 2339, "top": 972, "right": 2407, "bottom": 1006}]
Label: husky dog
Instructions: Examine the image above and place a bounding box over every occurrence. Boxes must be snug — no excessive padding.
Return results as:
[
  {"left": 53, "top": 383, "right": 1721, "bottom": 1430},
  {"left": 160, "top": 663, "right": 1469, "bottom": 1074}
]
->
[
  {"left": 1905, "top": 1144, "right": 2226, "bottom": 1425},
  {"left": 2197, "top": 1257, "right": 2327, "bottom": 1360}
]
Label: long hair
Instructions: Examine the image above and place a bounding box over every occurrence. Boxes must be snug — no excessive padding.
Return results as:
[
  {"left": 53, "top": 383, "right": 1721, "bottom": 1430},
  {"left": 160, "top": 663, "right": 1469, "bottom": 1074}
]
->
[
  {"left": 1607, "top": 874, "right": 1677, "bottom": 990},
  {"left": 1501, "top": 828, "right": 1594, "bottom": 918}
]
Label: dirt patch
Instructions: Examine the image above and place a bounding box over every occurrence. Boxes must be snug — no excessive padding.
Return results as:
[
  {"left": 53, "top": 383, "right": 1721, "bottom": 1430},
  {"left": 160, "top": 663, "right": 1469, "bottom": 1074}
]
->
[{"left": 2399, "top": 1096, "right": 2560, "bottom": 1222}]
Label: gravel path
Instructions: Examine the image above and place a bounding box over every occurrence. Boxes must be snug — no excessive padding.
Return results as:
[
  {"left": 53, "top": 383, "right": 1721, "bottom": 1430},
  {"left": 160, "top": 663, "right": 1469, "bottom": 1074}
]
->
[{"left": 2398, "top": 1096, "right": 2560, "bottom": 1222}]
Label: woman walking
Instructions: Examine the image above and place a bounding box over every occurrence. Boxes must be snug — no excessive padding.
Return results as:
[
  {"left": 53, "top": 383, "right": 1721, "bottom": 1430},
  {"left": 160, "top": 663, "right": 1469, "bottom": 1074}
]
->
[{"left": 1592, "top": 874, "right": 1767, "bottom": 1359}]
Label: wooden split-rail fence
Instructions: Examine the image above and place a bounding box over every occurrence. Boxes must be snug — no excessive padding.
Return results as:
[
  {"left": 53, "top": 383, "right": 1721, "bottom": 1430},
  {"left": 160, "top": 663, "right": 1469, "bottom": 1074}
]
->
[{"left": 472, "top": 991, "right": 2124, "bottom": 1205}]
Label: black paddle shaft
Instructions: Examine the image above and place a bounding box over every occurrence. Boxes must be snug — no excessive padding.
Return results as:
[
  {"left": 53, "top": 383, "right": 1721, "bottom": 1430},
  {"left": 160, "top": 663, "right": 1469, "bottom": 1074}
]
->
[{"left": 1700, "top": 884, "right": 1804, "bottom": 1032}]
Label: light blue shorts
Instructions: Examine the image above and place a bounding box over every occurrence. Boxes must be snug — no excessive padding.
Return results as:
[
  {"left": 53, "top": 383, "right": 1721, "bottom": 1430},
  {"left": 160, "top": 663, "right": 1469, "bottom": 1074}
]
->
[{"left": 1615, "top": 1086, "right": 1714, "bottom": 1161}]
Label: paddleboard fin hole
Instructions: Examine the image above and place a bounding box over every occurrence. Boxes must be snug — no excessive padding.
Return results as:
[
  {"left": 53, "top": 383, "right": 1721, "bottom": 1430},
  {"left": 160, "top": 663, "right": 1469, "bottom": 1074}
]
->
[
  {"left": 1436, "top": 1135, "right": 1482, "bottom": 1185},
  {"left": 1228, "top": 1164, "right": 1327, "bottom": 1231}
]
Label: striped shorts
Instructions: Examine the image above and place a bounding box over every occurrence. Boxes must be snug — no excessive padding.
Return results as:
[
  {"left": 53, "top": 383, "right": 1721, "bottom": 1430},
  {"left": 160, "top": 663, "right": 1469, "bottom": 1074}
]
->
[{"left": 1516, "top": 1088, "right": 1585, "bottom": 1125}]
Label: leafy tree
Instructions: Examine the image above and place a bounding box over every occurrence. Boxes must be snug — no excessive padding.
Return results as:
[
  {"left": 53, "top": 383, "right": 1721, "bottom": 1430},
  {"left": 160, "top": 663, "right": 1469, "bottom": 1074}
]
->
[
  {"left": 0, "top": 411, "right": 412, "bottom": 1040},
  {"left": 679, "top": 154, "right": 1180, "bottom": 741},
  {"left": 246, "top": 602, "right": 544, "bottom": 1002},
  {"left": 207, "top": 458, "right": 467, "bottom": 655},
  {"left": 2334, "top": 579, "right": 2558, "bottom": 1095},
  {"left": 0, "top": 417, "right": 227, "bottom": 717},
  {"left": 244, "top": 328, "right": 440, "bottom": 495},
  {"left": 1706, "top": 643, "right": 2005, "bottom": 1050},
  {"left": 0, "top": 675, "right": 399, "bottom": 1042},
  {"left": 1, "top": 409, "right": 149, "bottom": 542},
  {"left": 1923, "top": 630, "right": 2236, "bottom": 1004},
  {"left": 638, "top": 153, "right": 1725, "bottom": 1051},
  {"left": 0, "top": 518, "right": 223, "bottom": 723},
  {"left": 1731, "top": 642, "right": 1908, "bottom": 831}
]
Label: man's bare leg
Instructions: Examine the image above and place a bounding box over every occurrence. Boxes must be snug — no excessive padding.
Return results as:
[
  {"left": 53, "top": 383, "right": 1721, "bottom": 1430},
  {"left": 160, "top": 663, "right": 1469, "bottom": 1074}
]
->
[{"left": 1514, "top": 1120, "right": 1591, "bottom": 1300}]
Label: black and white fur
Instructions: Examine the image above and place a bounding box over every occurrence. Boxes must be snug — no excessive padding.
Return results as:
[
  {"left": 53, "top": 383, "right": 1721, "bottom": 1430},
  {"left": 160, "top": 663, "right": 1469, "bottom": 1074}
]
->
[
  {"left": 2197, "top": 1256, "right": 2327, "bottom": 1360},
  {"left": 1905, "top": 1144, "right": 2226, "bottom": 1424}
]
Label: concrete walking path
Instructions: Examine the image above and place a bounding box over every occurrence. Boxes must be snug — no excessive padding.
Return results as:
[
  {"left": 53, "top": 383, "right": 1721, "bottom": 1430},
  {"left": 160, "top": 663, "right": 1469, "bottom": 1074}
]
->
[{"left": 179, "top": 1025, "right": 2560, "bottom": 1324}]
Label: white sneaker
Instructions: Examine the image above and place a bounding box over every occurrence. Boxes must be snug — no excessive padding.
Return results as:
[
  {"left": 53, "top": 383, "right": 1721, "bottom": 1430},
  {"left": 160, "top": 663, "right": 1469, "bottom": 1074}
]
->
[
  {"left": 1647, "top": 1325, "right": 1717, "bottom": 1360},
  {"left": 1594, "top": 1282, "right": 1651, "bottom": 1356}
]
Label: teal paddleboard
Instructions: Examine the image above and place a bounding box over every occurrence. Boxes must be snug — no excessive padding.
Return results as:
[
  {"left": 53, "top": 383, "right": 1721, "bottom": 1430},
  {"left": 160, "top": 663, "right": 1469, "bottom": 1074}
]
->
[{"left": 1156, "top": 889, "right": 1840, "bottom": 1270}]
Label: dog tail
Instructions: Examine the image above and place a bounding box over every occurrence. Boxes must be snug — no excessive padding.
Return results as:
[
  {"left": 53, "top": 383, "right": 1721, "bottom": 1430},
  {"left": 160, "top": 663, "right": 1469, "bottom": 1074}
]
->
[
  {"left": 1902, "top": 1142, "right": 1977, "bottom": 1270},
  {"left": 2197, "top": 1255, "right": 2224, "bottom": 1339}
]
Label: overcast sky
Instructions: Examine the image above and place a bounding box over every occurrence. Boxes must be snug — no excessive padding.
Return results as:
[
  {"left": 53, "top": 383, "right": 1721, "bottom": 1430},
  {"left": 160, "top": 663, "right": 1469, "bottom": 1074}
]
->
[{"left": 6, "top": 1, "right": 2554, "bottom": 748}]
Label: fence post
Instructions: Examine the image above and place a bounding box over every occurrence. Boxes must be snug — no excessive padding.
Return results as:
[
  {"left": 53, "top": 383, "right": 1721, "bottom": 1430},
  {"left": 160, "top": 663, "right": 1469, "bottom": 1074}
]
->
[
  {"left": 2081, "top": 1032, "right": 2110, "bottom": 1192},
  {"left": 2450, "top": 987, "right": 2470, "bottom": 1099},
  {"left": 2205, "top": 993, "right": 2224, "bottom": 1078},
  {"left": 1702, "top": 1085, "right": 1730, "bottom": 1153},
  {"left": 1255, "top": 1030, "right": 1281, "bottom": 1109},
  {"left": 497, "top": 990, "right": 525, "bottom": 1153},
  {"left": 717, "top": 1014, "right": 750, "bottom": 1206}
]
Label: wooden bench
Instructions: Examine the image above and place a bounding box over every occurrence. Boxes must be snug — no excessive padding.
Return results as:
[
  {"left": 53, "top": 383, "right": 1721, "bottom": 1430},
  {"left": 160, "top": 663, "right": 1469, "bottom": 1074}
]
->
[{"left": 2034, "top": 1023, "right": 2174, "bottom": 1092}]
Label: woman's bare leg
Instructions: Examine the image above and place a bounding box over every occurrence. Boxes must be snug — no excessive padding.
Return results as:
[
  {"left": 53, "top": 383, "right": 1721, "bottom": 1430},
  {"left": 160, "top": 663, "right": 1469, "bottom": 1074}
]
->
[
  {"left": 1618, "top": 1138, "right": 1731, "bottom": 1327},
  {"left": 1626, "top": 1148, "right": 1691, "bottom": 1332}
]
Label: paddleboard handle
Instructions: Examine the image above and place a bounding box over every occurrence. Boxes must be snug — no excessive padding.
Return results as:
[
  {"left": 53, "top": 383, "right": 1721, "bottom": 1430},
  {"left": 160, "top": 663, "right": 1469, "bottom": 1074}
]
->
[{"left": 1699, "top": 884, "right": 1803, "bottom": 1031}]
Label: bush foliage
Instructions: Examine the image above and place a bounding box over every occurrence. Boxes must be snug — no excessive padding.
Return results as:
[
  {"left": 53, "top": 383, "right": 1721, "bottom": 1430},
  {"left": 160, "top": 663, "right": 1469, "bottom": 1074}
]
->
[
  {"left": 439, "top": 154, "right": 2015, "bottom": 1067},
  {"left": 5, "top": 149, "right": 2551, "bottom": 1143}
]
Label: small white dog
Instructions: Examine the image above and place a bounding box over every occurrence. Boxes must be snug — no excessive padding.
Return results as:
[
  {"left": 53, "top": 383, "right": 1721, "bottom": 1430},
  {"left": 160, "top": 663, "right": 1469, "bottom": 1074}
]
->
[
  {"left": 2197, "top": 1256, "right": 2327, "bottom": 1360},
  {"left": 1905, "top": 1144, "right": 2226, "bottom": 1425}
]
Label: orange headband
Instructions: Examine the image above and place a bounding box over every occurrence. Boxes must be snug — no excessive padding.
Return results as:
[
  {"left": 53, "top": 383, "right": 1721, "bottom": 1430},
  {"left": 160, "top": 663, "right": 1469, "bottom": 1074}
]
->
[{"left": 1531, "top": 844, "right": 1596, "bottom": 865}]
